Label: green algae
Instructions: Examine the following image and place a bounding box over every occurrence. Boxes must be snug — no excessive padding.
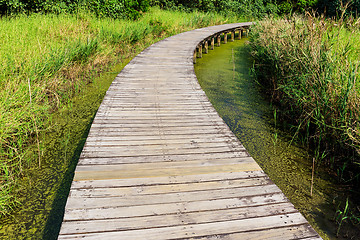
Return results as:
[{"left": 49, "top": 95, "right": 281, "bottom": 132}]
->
[
  {"left": 194, "top": 38, "right": 343, "bottom": 239},
  {"left": 0, "top": 60, "right": 130, "bottom": 239}
]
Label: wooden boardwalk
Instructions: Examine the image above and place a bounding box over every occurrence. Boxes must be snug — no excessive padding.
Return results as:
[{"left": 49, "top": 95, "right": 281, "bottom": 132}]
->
[{"left": 58, "top": 23, "right": 322, "bottom": 239}]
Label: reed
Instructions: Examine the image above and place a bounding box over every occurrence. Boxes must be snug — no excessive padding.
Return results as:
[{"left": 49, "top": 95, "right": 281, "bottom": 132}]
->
[
  {"left": 249, "top": 13, "right": 360, "bottom": 190},
  {"left": 249, "top": 13, "right": 360, "bottom": 235}
]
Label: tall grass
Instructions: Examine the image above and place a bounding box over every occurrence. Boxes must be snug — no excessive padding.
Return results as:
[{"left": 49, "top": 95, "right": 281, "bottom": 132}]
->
[
  {"left": 0, "top": 7, "right": 242, "bottom": 215},
  {"left": 249, "top": 14, "right": 360, "bottom": 184}
]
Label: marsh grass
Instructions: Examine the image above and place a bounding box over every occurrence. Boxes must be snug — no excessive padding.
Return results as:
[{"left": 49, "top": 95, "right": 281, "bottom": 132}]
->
[
  {"left": 0, "top": 7, "right": 240, "bottom": 215},
  {"left": 250, "top": 13, "right": 360, "bottom": 174},
  {"left": 250, "top": 13, "right": 360, "bottom": 235}
]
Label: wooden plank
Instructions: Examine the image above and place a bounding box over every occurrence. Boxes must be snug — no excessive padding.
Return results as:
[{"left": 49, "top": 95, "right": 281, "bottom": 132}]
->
[
  {"left": 188, "top": 225, "right": 319, "bottom": 240},
  {"left": 68, "top": 177, "right": 271, "bottom": 198},
  {"left": 63, "top": 193, "right": 288, "bottom": 221},
  {"left": 78, "top": 150, "right": 250, "bottom": 165},
  {"left": 85, "top": 129, "right": 236, "bottom": 137},
  {"left": 76, "top": 158, "right": 255, "bottom": 172},
  {"left": 60, "top": 202, "right": 297, "bottom": 234},
  {"left": 89, "top": 122, "right": 229, "bottom": 129},
  {"left": 58, "top": 213, "right": 308, "bottom": 239},
  {"left": 81, "top": 142, "right": 245, "bottom": 153},
  {"left": 84, "top": 134, "right": 239, "bottom": 143},
  {"left": 70, "top": 171, "right": 266, "bottom": 189},
  {"left": 65, "top": 184, "right": 280, "bottom": 209},
  {"left": 80, "top": 147, "right": 248, "bottom": 159},
  {"left": 86, "top": 124, "right": 232, "bottom": 132},
  {"left": 84, "top": 136, "right": 239, "bottom": 146},
  {"left": 73, "top": 162, "right": 263, "bottom": 181}
]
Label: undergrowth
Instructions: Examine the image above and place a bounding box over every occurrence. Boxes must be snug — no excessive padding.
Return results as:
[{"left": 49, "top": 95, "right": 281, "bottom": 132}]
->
[{"left": 0, "top": 7, "right": 242, "bottom": 216}]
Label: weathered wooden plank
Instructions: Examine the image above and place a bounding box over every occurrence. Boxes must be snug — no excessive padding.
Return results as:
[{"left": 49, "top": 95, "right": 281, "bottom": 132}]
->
[
  {"left": 86, "top": 134, "right": 236, "bottom": 142},
  {"left": 83, "top": 141, "right": 239, "bottom": 149},
  {"left": 89, "top": 122, "right": 229, "bottom": 129},
  {"left": 80, "top": 147, "right": 249, "bottom": 159},
  {"left": 65, "top": 184, "right": 280, "bottom": 209},
  {"left": 73, "top": 162, "right": 263, "bottom": 181},
  {"left": 95, "top": 111, "right": 221, "bottom": 117},
  {"left": 69, "top": 177, "right": 271, "bottom": 198},
  {"left": 87, "top": 123, "right": 230, "bottom": 131},
  {"left": 63, "top": 192, "right": 288, "bottom": 221},
  {"left": 187, "top": 225, "right": 319, "bottom": 240},
  {"left": 76, "top": 157, "right": 255, "bottom": 172},
  {"left": 84, "top": 131, "right": 236, "bottom": 138},
  {"left": 70, "top": 171, "right": 266, "bottom": 189},
  {"left": 93, "top": 113, "right": 222, "bottom": 120},
  {"left": 60, "top": 202, "right": 297, "bottom": 234},
  {"left": 58, "top": 213, "right": 308, "bottom": 240},
  {"left": 86, "top": 128, "right": 235, "bottom": 136},
  {"left": 81, "top": 142, "right": 244, "bottom": 153},
  {"left": 78, "top": 151, "right": 250, "bottom": 166}
]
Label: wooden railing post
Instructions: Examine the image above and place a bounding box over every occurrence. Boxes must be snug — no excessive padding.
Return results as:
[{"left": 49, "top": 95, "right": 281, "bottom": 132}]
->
[
  {"left": 204, "top": 41, "right": 208, "bottom": 54},
  {"left": 217, "top": 35, "right": 221, "bottom": 47}
]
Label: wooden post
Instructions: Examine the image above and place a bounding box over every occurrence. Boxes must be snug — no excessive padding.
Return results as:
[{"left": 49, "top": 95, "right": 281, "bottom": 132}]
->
[
  {"left": 193, "top": 50, "right": 196, "bottom": 64},
  {"left": 238, "top": 29, "right": 242, "bottom": 40},
  {"left": 204, "top": 41, "right": 208, "bottom": 54},
  {"left": 211, "top": 37, "right": 214, "bottom": 50},
  {"left": 198, "top": 44, "right": 202, "bottom": 58},
  {"left": 231, "top": 31, "right": 235, "bottom": 42},
  {"left": 217, "top": 35, "right": 221, "bottom": 47},
  {"left": 224, "top": 32, "right": 227, "bottom": 44},
  {"left": 245, "top": 28, "right": 249, "bottom": 37}
]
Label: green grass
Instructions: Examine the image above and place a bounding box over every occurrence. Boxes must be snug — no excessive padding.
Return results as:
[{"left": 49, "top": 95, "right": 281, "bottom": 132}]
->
[{"left": 0, "top": 7, "right": 243, "bottom": 216}]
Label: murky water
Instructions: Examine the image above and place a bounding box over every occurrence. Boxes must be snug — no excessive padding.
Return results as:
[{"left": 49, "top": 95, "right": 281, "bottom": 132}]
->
[{"left": 194, "top": 38, "right": 341, "bottom": 239}]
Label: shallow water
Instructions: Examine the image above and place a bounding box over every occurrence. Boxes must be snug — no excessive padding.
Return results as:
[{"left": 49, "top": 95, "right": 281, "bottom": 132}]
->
[{"left": 194, "top": 38, "right": 341, "bottom": 239}]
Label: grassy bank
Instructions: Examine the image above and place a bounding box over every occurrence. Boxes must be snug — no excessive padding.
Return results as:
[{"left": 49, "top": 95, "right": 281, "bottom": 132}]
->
[
  {"left": 249, "top": 14, "right": 360, "bottom": 235},
  {"left": 0, "top": 7, "right": 241, "bottom": 217}
]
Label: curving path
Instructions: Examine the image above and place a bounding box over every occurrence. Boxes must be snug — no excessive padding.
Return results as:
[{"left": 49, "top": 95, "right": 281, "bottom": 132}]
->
[{"left": 58, "top": 23, "right": 322, "bottom": 239}]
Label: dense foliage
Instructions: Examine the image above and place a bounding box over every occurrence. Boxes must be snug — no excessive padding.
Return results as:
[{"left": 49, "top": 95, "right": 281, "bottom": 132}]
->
[
  {"left": 0, "top": 0, "right": 281, "bottom": 19},
  {"left": 1, "top": 0, "right": 358, "bottom": 19},
  {"left": 317, "top": 0, "right": 360, "bottom": 17},
  {"left": 0, "top": 0, "right": 150, "bottom": 19},
  {"left": 151, "top": 0, "right": 279, "bottom": 18}
]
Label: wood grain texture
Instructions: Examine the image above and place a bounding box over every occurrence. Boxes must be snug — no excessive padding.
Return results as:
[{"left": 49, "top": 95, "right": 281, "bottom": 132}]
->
[{"left": 58, "top": 23, "right": 322, "bottom": 239}]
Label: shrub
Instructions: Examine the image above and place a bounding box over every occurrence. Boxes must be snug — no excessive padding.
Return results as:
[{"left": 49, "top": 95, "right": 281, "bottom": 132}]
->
[
  {"left": 150, "top": 0, "right": 278, "bottom": 19},
  {"left": 0, "top": 0, "right": 150, "bottom": 19},
  {"left": 317, "top": 0, "right": 360, "bottom": 17}
]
